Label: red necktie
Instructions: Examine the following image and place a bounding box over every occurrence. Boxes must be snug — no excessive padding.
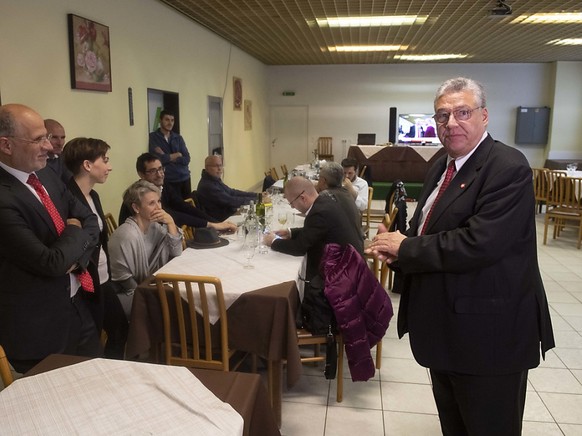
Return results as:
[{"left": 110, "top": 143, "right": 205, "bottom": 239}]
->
[
  {"left": 420, "top": 160, "right": 456, "bottom": 235},
  {"left": 27, "top": 174, "right": 94, "bottom": 292}
]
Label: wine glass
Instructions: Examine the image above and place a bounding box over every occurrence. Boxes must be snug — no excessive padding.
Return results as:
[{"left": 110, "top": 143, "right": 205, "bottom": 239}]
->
[
  {"left": 277, "top": 212, "right": 288, "bottom": 227},
  {"left": 242, "top": 240, "right": 256, "bottom": 269}
]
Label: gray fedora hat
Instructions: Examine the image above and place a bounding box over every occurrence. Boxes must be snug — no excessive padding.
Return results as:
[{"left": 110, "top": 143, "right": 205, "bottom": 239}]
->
[{"left": 186, "top": 227, "right": 229, "bottom": 249}]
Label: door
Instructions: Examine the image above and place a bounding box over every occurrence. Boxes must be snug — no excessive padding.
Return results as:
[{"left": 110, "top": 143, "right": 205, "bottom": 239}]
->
[
  {"left": 208, "top": 96, "right": 223, "bottom": 157},
  {"left": 269, "top": 105, "right": 309, "bottom": 170}
]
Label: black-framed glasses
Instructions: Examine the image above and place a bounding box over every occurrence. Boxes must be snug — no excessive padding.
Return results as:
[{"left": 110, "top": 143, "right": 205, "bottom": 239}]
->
[
  {"left": 288, "top": 190, "right": 305, "bottom": 206},
  {"left": 7, "top": 133, "right": 53, "bottom": 144},
  {"left": 433, "top": 107, "right": 482, "bottom": 124},
  {"left": 144, "top": 166, "right": 165, "bottom": 175}
]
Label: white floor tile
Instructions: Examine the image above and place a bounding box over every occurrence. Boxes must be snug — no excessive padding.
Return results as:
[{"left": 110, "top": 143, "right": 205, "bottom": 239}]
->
[
  {"left": 378, "top": 357, "right": 430, "bottom": 384},
  {"left": 521, "top": 421, "right": 564, "bottom": 435},
  {"left": 539, "top": 392, "right": 582, "bottom": 425},
  {"left": 330, "top": 378, "right": 382, "bottom": 409},
  {"left": 559, "top": 423, "right": 582, "bottom": 435},
  {"left": 528, "top": 367, "right": 582, "bottom": 394},
  {"left": 325, "top": 406, "right": 384, "bottom": 436},
  {"left": 383, "top": 411, "right": 441, "bottom": 435},
  {"left": 280, "top": 401, "right": 326, "bottom": 436},
  {"left": 554, "top": 348, "right": 582, "bottom": 370},
  {"left": 523, "top": 391, "right": 555, "bottom": 422},
  {"left": 381, "top": 381, "right": 438, "bottom": 414},
  {"left": 283, "top": 374, "right": 330, "bottom": 405}
]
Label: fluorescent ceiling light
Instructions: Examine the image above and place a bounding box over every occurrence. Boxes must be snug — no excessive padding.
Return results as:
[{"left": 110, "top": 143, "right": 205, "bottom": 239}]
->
[
  {"left": 547, "top": 38, "right": 582, "bottom": 46},
  {"left": 394, "top": 54, "right": 468, "bottom": 61},
  {"left": 511, "top": 12, "right": 582, "bottom": 24},
  {"left": 316, "top": 15, "right": 427, "bottom": 27},
  {"left": 330, "top": 45, "right": 405, "bottom": 52}
]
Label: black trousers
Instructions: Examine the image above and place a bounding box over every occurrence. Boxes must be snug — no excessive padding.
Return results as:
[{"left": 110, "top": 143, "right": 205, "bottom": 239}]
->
[
  {"left": 9, "top": 291, "right": 101, "bottom": 374},
  {"left": 430, "top": 369, "right": 528, "bottom": 436}
]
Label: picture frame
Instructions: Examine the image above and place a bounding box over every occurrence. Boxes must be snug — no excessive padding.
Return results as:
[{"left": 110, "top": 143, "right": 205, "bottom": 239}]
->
[
  {"left": 68, "top": 14, "right": 112, "bottom": 92},
  {"left": 244, "top": 100, "right": 252, "bottom": 130},
  {"left": 233, "top": 77, "right": 242, "bottom": 110}
]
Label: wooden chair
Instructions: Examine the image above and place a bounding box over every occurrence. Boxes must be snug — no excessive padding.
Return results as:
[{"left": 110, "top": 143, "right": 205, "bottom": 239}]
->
[
  {"left": 532, "top": 167, "right": 550, "bottom": 214},
  {"left": 362, "top": 186, "right": 374, "bottom": 239},
  {"left": 104, "top": 212, "right": 118, "bottom": 236},
  {"left": 358, "top": 165, "right": 367, "bottom": 179},
  {"left": 155, "top": 273, "right": 242, "bottom": 371},
  {"left": 270, "top": 167, "right": 280, "bottom": 180},
  {"left": 543, "top": 173, "right": 582, "bottom": 249},
  {"left": 297, "top": 329, "right": 346, "bottom": 402},
  {"left": 379, "top": 207, "right": 400, "bottom": 290},
  {"left": 369, "top": 190, "right": 395, "bottom": 224},
  {"left": 0, "top": 344, "right": 14, "bottom": 388},
  {"left": 317, "top": 137, "right": 334, "bottom": 161},
  {"left": 280, "top": 164, "right": 288, "bottom": 178},
  {"left": 184, "top": 197, "right": 195, "bottom": 207},
  {"left": 180, "top": 225, "right": 194, "bottom": 249}
]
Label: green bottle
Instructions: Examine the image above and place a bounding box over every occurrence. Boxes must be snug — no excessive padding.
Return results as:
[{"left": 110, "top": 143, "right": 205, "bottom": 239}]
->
[{"left": 256, "top": 193, "right": 265, "bottom": 226}]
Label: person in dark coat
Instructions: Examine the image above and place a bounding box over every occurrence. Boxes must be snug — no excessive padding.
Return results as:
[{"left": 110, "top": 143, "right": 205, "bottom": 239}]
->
[{"left": 367, "top": 77, "right": 554, "bottom": 435}]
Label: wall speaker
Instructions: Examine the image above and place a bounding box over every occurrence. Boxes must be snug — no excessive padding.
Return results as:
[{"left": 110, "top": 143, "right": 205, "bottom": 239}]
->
[{"left": 388, "top": 107, "right": 397, "bottom": 144}]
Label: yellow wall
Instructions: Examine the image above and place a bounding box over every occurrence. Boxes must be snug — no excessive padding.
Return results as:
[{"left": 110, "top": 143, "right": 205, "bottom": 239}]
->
[{"left": 0, "top": 0, "right": 269, "bottom": 215}]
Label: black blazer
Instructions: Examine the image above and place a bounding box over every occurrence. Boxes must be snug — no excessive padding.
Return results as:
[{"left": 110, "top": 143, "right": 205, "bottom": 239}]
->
[
  {"left": 0, "top": 166, "right": 99, "bottom": 361},
  {"left": 272, "top": 194, "right": 364, "bottom": 282},
  {"left": 397, "top": 135, "right": 554, "bottom": 375}
]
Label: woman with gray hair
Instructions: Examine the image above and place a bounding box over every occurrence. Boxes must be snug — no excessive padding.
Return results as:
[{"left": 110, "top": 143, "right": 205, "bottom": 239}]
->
[{"left": 108, "top": 180, "right": 183, "bottom": 318}]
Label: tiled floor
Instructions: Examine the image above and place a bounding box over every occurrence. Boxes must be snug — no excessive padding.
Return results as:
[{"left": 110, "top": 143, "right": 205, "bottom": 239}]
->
[{"left": 280, "top": 203, "right": 582, "bottom": 436}]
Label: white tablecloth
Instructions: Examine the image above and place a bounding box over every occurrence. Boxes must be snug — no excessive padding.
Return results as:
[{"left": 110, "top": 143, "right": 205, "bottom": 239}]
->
[
  {"left": 154, "top": 236, "right": 303, "bottom": 323},
  {"left": 0, "top": 359, "right": 243, "bottom": 435},
  {"left": 350, "top": 144, "right": 443, "bottom": 161}
]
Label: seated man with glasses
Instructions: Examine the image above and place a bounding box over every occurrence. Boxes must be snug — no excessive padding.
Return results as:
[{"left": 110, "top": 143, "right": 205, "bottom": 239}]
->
[
  {"left": 196, "top": 155, "right": 258, "bottom": 221},
  {"left": 119, "top": 153, "right": 236, "bottom": 232}
]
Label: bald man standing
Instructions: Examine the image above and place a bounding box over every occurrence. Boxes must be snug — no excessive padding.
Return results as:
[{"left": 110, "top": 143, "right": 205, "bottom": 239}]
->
[
  {"left": 43, "top": 118, "right": 72, "bottom": 183},
  {"left": 0, "top": 104, "right": 100, "bottom": 373}
]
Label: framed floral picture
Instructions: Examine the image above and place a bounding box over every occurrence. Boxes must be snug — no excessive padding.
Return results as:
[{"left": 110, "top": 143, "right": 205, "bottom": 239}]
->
[{"left": 68, "top": 14, "right": 112, "bottom": 92}]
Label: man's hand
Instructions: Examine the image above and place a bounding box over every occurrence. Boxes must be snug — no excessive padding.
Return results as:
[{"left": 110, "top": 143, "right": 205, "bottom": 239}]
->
[
  {"left": 365, "top": 227, "right": 407, "bottom": 263},
  {"left": 343, "top": 177, "right": 358, "bottom": 200},
  {"left": 169, "top": 152, "right": 182, "bottom": 161},
  {"left": 209, "top": 220, "right": 237, "bottom": 233}
]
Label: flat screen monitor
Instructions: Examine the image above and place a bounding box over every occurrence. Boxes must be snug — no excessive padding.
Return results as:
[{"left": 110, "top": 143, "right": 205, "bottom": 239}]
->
[
  {"left": 397, "top": 113, "right": 440, "bottom": 145},
  {"left": 357, "top": 133, "right": 376, "bottom": 145}
]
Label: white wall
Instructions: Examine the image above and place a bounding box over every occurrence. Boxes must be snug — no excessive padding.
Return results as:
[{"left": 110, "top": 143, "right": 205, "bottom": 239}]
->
[
  {"left": 267, "top": 63, "right": 564, "bottom": 166},
  {"left": 0, "top": 0, "right": 269, "bottom": 214}
]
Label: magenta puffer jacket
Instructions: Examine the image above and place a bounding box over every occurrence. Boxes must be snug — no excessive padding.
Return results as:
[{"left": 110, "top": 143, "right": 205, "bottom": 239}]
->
[{"left": 321, "top": 243, "right": 393, "bottom": 381}]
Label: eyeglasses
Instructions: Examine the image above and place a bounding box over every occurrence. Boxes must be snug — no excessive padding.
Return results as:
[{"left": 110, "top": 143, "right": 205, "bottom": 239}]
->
[
  {"left": 433, "top": 107, "right": 482, "bottom": 124},
  {"left": 144, "top": 166, "right": 165, "bottom": 175},
  {"left": 7, "top": 134, "right": 53, "bottom": 144},
  {"left": 288, "top": 190, "right": 305, "bottom": 206}
]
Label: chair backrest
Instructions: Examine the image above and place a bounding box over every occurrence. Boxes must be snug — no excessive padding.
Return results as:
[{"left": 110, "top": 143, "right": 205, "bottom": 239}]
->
[
  {"left": 104, "top": 212, "right": 118, "bottom": 237},
  {"left": 532, "top": 168, "right": 550, "bottom": 202},
  {"left": 270, "top": 167, "right": 280, "bottom": 180},
  {"left": 0, "top": 344, "right": 14, "bottom": 388},
  {"left": 281, "top": 164, "right": 288, "bottom": 177},
  {"left": 155, "top": 273, "right": 230, "bottom": 371},
  {"left": 181, "top": 225, "right": 194, "bottom": 249},
  {"left": 359, "top": 165, "right": 367, "bottom": 179},
  {"left": 317, "top": 137, "right": 333, "bottom": 156},
  {"left": 382, "top": 206, "right": 399, "bottom": 232},
  {"left": 549, "top": 173, "right": 582, "bottom": 210},
  {"left": 184, "top": 197, "right": 195, "bottom": 207},
  {"left": 364, "top": 186, "right": 373, "bottom": 227}
]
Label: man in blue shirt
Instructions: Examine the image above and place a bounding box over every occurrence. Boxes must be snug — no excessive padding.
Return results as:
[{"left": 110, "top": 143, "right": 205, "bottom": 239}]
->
[{"left": 149, "top": 109, "right": 191, "bottom": 199}]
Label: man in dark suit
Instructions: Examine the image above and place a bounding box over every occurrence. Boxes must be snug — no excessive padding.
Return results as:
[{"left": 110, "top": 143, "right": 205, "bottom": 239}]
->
[
  {"left": 367, "top": 77, "right": 554, "bottom": 435},
  {"left": 0, "top": 104, "right": 101, "bottom": 373},
  {"left": 264, "top": 176, "right": 364, "bottom": 285}
]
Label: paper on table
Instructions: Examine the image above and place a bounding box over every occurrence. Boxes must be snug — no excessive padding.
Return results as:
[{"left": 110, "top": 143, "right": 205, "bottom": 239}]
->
[{"left": 0, "top": 359, "right": 243, "bottom": 435}]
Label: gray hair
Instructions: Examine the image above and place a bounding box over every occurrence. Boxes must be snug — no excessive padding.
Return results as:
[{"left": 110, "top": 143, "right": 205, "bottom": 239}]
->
[
  {"left": 319, "top": 161, "right": 344, "bottom": 188},
  {"left": 123, "top": 179, "right": 160, "bottom": 214},
  {"left": 434, "top": 77, "right": 487, "bottom": 109}
]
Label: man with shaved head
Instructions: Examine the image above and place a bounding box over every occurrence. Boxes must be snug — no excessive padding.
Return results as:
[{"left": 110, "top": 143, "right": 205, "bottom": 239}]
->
[
  {"left": 43, "top": 118, "right": 72, "bottom": 182},
  {"left": 0, "top": 104, "right": 100, "bottom": 373}
]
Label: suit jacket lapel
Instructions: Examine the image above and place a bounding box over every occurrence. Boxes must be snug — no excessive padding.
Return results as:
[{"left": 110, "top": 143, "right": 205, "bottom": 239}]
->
[{"left": 421, "top": 136, "right": 494, "bottom": 234}]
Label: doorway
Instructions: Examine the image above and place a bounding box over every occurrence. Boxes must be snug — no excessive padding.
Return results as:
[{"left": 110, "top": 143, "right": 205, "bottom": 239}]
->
[
  {"left": 207, "top": 96, "right": 224, "bottom": 157},
  {"left": 147, "top": 88, "right": 180, "bottom": 133}
]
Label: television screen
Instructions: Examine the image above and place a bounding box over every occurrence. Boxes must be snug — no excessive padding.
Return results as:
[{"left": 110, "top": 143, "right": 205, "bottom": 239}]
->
[{"left": 397, "top": 113, "right": 440, "bottom": 145}]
